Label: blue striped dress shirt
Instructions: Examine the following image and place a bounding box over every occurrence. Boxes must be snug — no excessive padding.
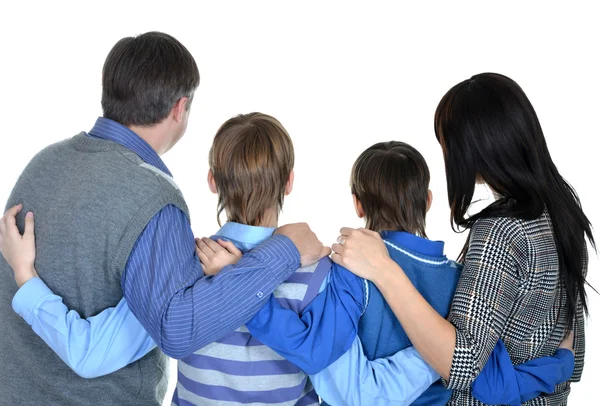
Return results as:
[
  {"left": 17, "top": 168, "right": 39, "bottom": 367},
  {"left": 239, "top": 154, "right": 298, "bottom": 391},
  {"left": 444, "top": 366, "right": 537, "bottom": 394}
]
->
[{"left": 89, "top": 117, "right": 301, "bottom": 358}]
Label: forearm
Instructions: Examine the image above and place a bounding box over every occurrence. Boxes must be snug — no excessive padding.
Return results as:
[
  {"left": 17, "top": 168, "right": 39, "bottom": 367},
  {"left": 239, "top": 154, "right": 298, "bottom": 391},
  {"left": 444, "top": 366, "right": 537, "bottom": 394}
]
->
[
  {"left": 13, "top": 277, "right": 156, "bottom": 378},
  {"left": 246, "top": 266, "right": 365, "bottom": 374},
  {"left": 373, "top": 260, "right": 455, "bottom": 380},
  {"left": 311, "top": 337, "right": 438, "bottom": 406},
  {"left": 127, "top": 234, "right": 300, "bottom": 359},
  {"left": 514, "top": 349, "right": 575, "bottom": 402},
  {"left": 472, "top": 339, "right": 575, "bottom": 405}
]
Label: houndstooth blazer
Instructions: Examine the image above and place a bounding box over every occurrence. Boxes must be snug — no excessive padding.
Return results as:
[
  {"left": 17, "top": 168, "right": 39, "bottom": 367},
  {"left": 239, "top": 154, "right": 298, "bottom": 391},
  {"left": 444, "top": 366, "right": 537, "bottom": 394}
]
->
[{"left": 445, "top": 212, "right": 586, "bottom": 406}]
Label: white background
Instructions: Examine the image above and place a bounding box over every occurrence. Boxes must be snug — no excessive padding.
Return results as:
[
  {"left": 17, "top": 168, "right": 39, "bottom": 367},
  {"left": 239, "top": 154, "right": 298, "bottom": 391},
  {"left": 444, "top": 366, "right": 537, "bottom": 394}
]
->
[{"left": 1, "top": 1, "right": 598, "bottom": 404}]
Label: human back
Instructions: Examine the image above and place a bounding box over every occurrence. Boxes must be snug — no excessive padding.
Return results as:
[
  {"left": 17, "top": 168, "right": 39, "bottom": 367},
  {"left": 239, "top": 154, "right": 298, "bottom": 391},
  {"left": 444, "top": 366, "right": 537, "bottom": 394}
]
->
[
  {"left": 360, "top": 237, "right": 462, "bottom": 405},
  {"left": 0, "top": 135, "right": 187, "bottom": 405},
  {"left": 434, "top": 73, "right": 592, "bottom": 404},
  {"left": 174, "top": 112, "right": 327, "bottom": 405},
  {"left": 351, "top": 141, "right": 460, "bottom": 404},
  {"left": 0, "top": 31, "right": 200, "bottom": 405}
]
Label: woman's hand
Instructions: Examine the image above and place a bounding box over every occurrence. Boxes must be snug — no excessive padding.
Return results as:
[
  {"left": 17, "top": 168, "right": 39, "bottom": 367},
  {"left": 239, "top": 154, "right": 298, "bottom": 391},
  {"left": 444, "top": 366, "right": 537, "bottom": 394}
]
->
[
  {"left": 0, "top": 204, "right": 38, "bottom": 287},
  {"left": 331, "top": 227, "right": 397, "bottom": 282},
  {"left": 196, "top": 237, "right": 242, "bottom": 276},
  {"left": 331, "top": 227, "right": 455, "bottom": 379}
]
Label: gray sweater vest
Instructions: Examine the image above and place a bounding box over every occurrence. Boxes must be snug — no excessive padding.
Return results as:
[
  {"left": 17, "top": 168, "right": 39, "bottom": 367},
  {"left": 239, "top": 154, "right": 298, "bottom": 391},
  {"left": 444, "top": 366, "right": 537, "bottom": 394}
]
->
[{"left": 0, "top": 133, "right": 189, "bottom": 405}]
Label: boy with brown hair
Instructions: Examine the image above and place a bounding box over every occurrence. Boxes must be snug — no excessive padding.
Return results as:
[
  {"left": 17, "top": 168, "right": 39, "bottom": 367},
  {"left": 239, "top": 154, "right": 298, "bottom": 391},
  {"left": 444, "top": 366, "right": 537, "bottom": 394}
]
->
[
  {"left": 245, "top": 141, "right": 576, "bottom": 405},
  {"left": 0, "top": 124, "right": 575, "bottom": 405}
]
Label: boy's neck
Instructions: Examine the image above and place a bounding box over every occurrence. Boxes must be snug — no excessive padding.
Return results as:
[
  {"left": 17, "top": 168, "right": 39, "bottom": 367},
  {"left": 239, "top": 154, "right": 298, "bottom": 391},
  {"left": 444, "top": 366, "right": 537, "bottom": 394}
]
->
[
  {"left": 366, "top": 222, "right": 419, "bottom": 236},
  {"left": 226, "top": 207, "right": 279, "bottom": 228}
]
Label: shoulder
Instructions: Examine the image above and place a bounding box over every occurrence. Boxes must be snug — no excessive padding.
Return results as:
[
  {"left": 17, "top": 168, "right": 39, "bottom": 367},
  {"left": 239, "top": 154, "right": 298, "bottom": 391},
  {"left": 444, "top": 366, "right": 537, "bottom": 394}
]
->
[
  {"left": 470, "top": 216, "right": 529, "bottom": 250},
  {"left": 471, "top": 216, "right": 524, "bottom": 239},
  {"left": 468, "top": 216, "right": 532, "bottom": 274},
  {"left": 21, "top": 138, "right": 73, "bottom": 171}
]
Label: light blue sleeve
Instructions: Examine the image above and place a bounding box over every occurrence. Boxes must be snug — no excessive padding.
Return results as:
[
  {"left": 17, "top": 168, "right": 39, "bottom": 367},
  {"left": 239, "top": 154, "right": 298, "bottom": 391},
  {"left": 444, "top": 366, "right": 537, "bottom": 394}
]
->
[
  {"left": 310, "top": 336, "right": 439, "bottom": 405},
  {"left": 12, "top": 277, "right": 156, "bottom": 379}
]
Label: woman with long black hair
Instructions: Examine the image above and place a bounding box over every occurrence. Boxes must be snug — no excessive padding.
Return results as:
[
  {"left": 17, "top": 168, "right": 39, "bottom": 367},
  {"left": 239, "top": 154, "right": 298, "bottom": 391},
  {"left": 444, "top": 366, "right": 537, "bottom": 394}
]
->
[{"left": 332, "top": 73, "right": 594, "bottom": 404}]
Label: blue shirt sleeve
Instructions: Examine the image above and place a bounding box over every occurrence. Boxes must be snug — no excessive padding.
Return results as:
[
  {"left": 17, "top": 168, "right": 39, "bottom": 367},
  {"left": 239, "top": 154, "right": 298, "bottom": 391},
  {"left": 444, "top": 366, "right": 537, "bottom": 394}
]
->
[
  {"left": 310, "top": 336, "right": 439, "bottom": 405},
  {"left": 472, "top": 339, "right": 575, "bottom": 405},
  {"left": 122, "top": 205, "right": 301, "bottom": 359},
  {"left": 246, "top": 263, "right": 366, "bottom": 375},
  {"left": 11, "top": 277, "right": 156, "bottom": 378}
]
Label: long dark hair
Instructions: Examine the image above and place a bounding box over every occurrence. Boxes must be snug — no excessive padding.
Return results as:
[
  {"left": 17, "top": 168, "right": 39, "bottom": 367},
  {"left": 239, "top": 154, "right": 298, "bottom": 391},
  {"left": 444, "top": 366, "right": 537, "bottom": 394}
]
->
[{"left": 434, "top": 72, "right": 595, "bottom": 324}]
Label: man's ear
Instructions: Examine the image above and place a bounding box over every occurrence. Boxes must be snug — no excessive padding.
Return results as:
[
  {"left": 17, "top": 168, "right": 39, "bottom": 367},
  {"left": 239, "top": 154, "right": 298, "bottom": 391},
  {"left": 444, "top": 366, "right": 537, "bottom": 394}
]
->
[
  {"left": 285, "top": 170, "right": 294, "bottom": 196},
  {"left": 172, "top": 96, "right": 189, "bottom": 123},
  {"left": 207, "top": 169, "right": 217, "bottom": 194},
  {"left": 426, "top": 189, "right": 433, "bottom": 213},
  {"left": 353, "top": 194, "right": 365, "bottom": 218}
]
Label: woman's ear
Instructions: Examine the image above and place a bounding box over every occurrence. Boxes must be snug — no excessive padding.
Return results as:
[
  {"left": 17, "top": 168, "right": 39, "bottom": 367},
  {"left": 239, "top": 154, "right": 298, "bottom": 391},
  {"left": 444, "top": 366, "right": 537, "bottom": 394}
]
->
[
  {"left": 207, "top": 169, "right": 218, "bottom": 194},
  {"left": 285, "top": 170, "right": 295, "bottom": 196},
  {"left": 353, "top": 194, "right": 365, "bottom": 218},
  {"left": 426, "top": 189, "right": 433, "bottom": 213}
]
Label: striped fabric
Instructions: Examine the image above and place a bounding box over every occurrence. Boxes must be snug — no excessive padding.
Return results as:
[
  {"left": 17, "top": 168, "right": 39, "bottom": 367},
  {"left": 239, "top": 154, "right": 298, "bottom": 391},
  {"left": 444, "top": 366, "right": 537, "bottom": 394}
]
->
[
  {"left": 87, "top": 117, "right": 301, "bottom": 360},
  {"left": 173, "top": 225, "right": 332, "bottom": 406},
  {"left": 445, "top": 212, "right": 587, "bottom": 406}
]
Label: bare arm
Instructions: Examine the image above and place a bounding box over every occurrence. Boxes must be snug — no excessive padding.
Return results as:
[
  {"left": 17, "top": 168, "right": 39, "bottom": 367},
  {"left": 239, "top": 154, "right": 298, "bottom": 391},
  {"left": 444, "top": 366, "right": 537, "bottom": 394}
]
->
[{"left": 331, "top": 220, "right": 521, "bottom": 388}]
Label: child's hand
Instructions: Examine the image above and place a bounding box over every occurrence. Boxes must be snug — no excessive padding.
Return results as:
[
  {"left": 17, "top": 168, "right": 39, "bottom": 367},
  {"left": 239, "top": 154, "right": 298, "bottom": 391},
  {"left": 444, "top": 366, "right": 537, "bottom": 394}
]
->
[
  {"left": 0, "top": 204, "right": 39, "bottom": 287},
  {"left": 196, "top": 237, "right": 242, "bottom": 276},
  {"left": 558, "top": 331, "right": 574, "bottom": 354}
]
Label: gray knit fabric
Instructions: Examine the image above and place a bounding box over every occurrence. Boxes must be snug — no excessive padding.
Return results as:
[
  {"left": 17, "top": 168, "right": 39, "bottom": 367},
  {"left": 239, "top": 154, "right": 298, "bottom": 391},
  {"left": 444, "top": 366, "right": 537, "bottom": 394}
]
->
[{"left": 0, "top": 133, "right": 189, "bottom": 405}]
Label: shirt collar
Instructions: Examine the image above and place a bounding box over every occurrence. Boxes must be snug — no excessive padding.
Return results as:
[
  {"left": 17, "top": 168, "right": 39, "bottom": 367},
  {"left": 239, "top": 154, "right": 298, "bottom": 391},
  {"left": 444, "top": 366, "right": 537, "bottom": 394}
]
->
[
  {"left": 214, "top": 222, "right": 276, "bottom": 252},
  {"left": 87, "top": 117, "right": 172, "bottom": 176},
  {"left": 380, "top": 230, "right": 445, "bottom": 257}
]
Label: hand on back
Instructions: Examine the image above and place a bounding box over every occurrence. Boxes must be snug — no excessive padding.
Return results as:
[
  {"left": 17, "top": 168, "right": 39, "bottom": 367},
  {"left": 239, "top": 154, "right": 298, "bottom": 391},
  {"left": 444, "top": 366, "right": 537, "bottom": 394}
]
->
[
  {"left": 196, "top": 237, "right": 243, "bottom": 276},
  {"left": 274, "top": 222, "right": 331, "bottom": 267},
  {"left": 0, "top": 204, "right": 38, "bottom": 287},
  {"left": 331, "top": 227, "right": 395, "bottom": 282}
]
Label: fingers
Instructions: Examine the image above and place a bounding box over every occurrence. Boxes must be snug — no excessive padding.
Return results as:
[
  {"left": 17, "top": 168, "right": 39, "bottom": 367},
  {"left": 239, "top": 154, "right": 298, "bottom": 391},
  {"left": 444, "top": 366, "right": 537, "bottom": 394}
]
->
[
  {"left": 23, "top": 212, "right": 34, "bottom": 240},
  {"left": 196, "top": 246, "right": 209, "bottom": 265},
  {"left": 201, "top": 237, "right": 223, "bottom": 253},
  {"left": 4, "top": 204, "right": 23, "bottom": 219},
  {"left": 3, "top": 204, "right": 23, "bottom": 229},
  {"left": 331, "top": 243, "right": 345, "bottom": 255},
  {"left": 196, "top": 238, "right": 215, "bottom": 257},
  {"left": 339, "top": 227, "right": 354, "bottom": 237},
  {"left": 331, "top": 252, "right": 342, "bottom": 265},
  {"left": 320, "top": 246, "right": 332, "bottom": 258},
  {"left": 218, "top": 239, "right": 242, "bottom": 256},
  {"left": 358, "top": 227, "right": 380, "bottom": 238},
  {"left": 1, "top": 205, "right": 25, "bottom": 239}
]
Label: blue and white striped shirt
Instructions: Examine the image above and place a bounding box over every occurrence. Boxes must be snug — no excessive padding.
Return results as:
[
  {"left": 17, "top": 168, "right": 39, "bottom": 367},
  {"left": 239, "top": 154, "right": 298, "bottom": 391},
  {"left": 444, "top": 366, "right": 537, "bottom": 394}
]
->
[
  {"left": 89, "top": 117, "right": 302, "bottom": 359},
  {"left": 174, "top": 221, "right": 331, "bottom": 405}
]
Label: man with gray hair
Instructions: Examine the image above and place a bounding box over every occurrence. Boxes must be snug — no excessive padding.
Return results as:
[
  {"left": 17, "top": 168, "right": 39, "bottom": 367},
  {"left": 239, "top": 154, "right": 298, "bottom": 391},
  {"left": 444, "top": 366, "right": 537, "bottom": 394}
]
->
[{"left": 0, "top": 31, "right": 329, "bottom": 405}]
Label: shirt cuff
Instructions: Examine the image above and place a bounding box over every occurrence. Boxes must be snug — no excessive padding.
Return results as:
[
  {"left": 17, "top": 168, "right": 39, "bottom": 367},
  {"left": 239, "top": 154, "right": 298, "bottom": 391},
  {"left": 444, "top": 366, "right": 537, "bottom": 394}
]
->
[{"left": 11, "top": 277, "right": 54, "bottom": 325}]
